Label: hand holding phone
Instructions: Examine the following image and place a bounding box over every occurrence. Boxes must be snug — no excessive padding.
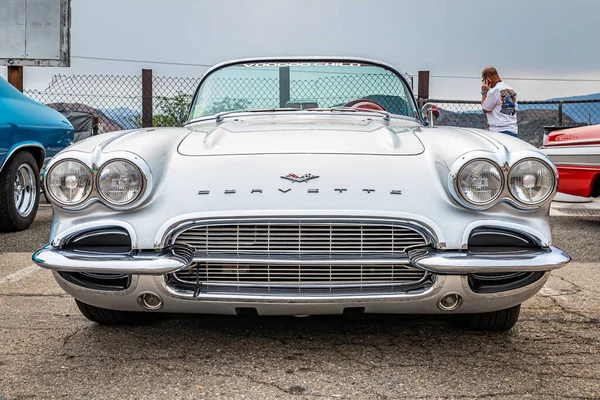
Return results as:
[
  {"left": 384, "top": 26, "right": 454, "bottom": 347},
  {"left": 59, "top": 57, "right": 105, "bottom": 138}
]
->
[{"left": 481, "top": 78, "right": 491, "bottom": 92}]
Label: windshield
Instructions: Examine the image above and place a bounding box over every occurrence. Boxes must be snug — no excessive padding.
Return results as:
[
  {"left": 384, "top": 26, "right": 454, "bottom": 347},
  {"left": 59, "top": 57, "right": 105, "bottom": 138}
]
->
[{"left": 189, "top": 60, "right": 418, "bottom": 120}]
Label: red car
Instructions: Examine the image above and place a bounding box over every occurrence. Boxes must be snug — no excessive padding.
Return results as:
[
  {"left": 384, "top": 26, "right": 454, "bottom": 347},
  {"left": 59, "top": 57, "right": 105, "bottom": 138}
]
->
[{"left": 542, "top": 125, "right": 600, "bottom": 201}]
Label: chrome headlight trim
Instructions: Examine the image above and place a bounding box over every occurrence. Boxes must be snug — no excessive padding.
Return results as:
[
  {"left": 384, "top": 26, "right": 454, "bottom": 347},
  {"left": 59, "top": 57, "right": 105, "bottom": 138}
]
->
[
  {"left": 455, "top": 159, "right": 504, "bottom": 207},
  {"left": 96, "top": 159, "right": 146, "bottom": 207},
  {"left": 448, "top": 150, "right": 557, "bottom": 212},
  {"left": 507, "top": 158, "right": 558, "bottom": 206},
  {"left": 45, "top": 159, "right": 94, "bottom": 207},
  {"left": 44, "top": 151, "right": 153, "bottom": 212}
]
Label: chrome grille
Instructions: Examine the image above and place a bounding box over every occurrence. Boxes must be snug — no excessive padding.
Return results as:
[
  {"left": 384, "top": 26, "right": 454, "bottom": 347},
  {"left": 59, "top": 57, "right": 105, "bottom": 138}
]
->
[
  {"left": 167, "top": 219, "right": 432, "bottom": 296},
  {"left": 173, "top": 221, "right": 428, "bottom": 255},
  {"left": 173, "top": 262, "right": 427, "bottom": 285}
]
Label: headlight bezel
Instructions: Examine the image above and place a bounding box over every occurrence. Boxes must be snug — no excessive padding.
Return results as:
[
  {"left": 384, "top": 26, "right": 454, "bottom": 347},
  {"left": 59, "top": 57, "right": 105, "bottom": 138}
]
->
[
  {"left": 455, "top": 159, "right": 505, "bottom": 207},
  {"left": 449, "top": 150, "right": 558, "bottom": 211},
  {"left": 45, "top": 159, "right": 94, "bottom": 207},
  {"left": 508, "top": 158, "right": 557, "bottom": 206},
  {"left": 96, "top": 159, "right": 146, "bottom": 206},
  {"left": 44, "top": 151, "right": 153, "bottom": 211}
]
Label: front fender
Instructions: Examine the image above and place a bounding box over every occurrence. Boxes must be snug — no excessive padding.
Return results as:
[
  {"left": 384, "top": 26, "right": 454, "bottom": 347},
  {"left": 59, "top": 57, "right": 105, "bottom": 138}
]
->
[{"left": 0, "top": 140, "right": 46, "bottom": 173}]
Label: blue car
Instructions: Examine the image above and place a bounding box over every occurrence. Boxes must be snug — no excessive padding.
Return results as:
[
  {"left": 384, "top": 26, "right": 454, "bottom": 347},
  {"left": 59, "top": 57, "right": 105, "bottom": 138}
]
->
[{"left": 0, "top": 77, "right": 73, "bottom": 231}]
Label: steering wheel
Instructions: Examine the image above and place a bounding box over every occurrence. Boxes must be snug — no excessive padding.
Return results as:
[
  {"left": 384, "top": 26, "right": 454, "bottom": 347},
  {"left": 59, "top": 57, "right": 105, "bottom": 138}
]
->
[{"left": 342, "top": 99, "right": 386, "bottom": 111}]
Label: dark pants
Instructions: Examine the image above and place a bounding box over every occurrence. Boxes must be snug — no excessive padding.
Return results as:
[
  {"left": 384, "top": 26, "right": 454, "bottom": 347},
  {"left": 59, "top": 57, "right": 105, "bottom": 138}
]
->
[{"left": 500, "top": 131, "right": 518, "bottom": 138}]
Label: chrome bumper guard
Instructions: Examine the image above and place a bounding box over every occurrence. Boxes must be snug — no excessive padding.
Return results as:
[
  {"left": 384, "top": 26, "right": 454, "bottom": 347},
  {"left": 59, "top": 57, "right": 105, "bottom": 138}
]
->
[
  {"left": 409, "top": 246, "right": 570, "bottom": 274},
  {"left": 32, "top": 245, "right": 194, "bottom": 275},
  {"left": 33, "top": 245, "right": 569, "bottom": 275}
]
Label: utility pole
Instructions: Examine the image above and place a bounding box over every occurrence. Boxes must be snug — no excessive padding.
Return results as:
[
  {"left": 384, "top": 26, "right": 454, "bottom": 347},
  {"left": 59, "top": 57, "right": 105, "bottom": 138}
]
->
[
  {"left": 7, "top": 66, "right": 24, "bottom": 92},
  {"left": 417, "top": 70, "right": 430, "bottom": 107}
]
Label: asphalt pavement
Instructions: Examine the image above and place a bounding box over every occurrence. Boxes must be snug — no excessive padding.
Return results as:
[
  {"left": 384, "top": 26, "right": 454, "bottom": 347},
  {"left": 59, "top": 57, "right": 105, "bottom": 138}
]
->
[{"left": 0, "top": 204, "right": 599, "bottom": 399}]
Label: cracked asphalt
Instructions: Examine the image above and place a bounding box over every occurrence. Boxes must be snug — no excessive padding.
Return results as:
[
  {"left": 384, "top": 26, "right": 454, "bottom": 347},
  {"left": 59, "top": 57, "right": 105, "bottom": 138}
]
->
[{"left": 0, "top": 205, "right": 599, "bottom": 399}]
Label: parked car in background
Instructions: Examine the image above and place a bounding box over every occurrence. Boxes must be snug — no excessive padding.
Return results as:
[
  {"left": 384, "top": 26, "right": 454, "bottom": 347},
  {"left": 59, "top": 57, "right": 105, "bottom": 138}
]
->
[
  {"left": 34, "top": 57, "right": 569, "bottom": 330},
  {"left": 0, "top": 78, "right": 73, "bottom": 231},
  {"left": 55, "top": 110, "right": 98, "bottom": 143},
  {"left": 541, "top": 125, "right": 600, "bottom": 202}
]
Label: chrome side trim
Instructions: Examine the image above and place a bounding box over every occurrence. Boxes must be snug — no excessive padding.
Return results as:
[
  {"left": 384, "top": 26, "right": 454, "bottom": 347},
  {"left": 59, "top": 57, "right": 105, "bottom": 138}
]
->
[
  {"left": 33, "top": 245, "right": 193, "bottom": 274},
  {"left": 408, "top": 245, "right": 570, "bottom": 274},
  {"left": 552, "top": 162, "right": 600, "bottom": 168},
  {"left": 542, "top": 140, "right": 600, "bottom": 147}
]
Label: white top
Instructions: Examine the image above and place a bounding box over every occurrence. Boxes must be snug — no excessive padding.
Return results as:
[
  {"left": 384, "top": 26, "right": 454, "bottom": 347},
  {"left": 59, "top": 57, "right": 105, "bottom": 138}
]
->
[{"left": 482, "top": 81, "right": 518, "bottom": 134}]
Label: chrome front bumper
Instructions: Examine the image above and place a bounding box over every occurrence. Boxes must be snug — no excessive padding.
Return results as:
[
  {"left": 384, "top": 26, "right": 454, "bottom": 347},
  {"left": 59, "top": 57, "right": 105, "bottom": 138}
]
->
[
  {"left": 36, "top": 243, "right": 569, "bottom": 315},
  {"left": 33, "top": 245, "right": 570, "bottom": 275},
  {"left": 35, "top": 242, "right": 569, "bottom": 314}
]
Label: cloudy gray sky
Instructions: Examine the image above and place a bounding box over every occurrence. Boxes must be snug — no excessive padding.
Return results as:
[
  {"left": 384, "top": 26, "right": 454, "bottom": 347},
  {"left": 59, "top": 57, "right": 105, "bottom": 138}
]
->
[{"left": 2, "top": 0, "right": 600, "bottom": 99}]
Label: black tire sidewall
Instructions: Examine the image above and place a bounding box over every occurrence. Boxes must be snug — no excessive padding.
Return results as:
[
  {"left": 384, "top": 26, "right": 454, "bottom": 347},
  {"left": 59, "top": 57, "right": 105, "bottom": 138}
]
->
[
  {"left": 75, "top": 300, "right": 158, "bottom": 325},
  {"left": 0, "top": 151, "right": 40, "bottom": 232}
]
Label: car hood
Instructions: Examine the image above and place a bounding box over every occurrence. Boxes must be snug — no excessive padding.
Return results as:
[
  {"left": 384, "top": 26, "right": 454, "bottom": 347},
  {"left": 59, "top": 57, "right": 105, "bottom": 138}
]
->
[{"left": 178, "top": 115, "right": 425, "bottom": 156}]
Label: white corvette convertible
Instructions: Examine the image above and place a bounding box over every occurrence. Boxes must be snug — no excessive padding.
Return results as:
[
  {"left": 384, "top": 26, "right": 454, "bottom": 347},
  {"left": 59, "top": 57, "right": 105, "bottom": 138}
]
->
[{"left": 33, "top": 58, "right": 569, "bottom": 330}]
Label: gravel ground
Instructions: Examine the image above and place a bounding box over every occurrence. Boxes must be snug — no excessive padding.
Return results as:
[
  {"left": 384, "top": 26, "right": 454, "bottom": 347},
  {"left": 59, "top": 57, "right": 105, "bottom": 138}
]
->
[{"left": 0, "top": 207, "right": 598, "bottom": 399}]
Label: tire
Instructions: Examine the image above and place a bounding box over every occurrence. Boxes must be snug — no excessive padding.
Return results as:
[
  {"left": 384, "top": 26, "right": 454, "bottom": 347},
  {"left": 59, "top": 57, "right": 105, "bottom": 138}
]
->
[
  {"left": 75, "top": 300, "right": 159, "bottom": 325},
  {"left": 0, "top": 151, "right": 40, "bottom": 232},
  {"left": 456, "top": 304, "right": 521, "bottom": 331}
]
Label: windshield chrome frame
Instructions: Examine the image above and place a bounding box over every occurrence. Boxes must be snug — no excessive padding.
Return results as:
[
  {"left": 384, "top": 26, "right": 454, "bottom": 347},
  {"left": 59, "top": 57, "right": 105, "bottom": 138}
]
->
[{"left": 185, "top": 56, "right": 420, "bottom": 125}]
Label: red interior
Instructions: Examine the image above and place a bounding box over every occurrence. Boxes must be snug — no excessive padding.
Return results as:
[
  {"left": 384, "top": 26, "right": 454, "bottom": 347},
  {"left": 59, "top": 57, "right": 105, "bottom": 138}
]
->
[{"left": 343, "top": 99, "right": 386, "bottom": 111}]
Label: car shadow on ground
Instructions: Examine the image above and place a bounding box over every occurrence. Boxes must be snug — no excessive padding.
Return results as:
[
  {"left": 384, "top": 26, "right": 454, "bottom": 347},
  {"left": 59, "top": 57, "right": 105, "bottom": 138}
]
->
[{"left": 70, "top": 312, "right": 512, "bottom": 360}]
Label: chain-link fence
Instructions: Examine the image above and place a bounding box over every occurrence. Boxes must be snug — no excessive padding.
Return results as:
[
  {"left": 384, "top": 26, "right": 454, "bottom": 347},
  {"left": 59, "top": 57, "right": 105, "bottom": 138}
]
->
[
  {"left": 151, "top": 76, "right": 200, "bottom": 127},
  {"left": 429, "top": 99, "right": 600, "bottom": 147},
  {"left": 25, "top": 74, "right": 203, "bottom": 132},
  {"left": 192, "top": 73, "right": 412, "bottom": 116},
  {"left": 25, "top": 72, "right": 414, "bottom": 132},
  {"left": 24, "top": 73, "right": 600, "bottom": 147},
  {"left": 25, "top": 75, "right": 143, "bottom": 132}
]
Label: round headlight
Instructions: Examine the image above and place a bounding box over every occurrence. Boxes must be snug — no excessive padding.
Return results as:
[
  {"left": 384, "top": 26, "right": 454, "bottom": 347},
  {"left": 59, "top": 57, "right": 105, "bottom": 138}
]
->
[
  {"left": 457, "top": 160, "right": 503, "bottom": 205},
  {"left": 47, "top": 160, "right": 93, "bottom": 205},
  {"left": 508, "top": 159, "right": 555, "bottom": 204},
  {"left": 97, "top": 160, "right": 144, "bottom": 205}
]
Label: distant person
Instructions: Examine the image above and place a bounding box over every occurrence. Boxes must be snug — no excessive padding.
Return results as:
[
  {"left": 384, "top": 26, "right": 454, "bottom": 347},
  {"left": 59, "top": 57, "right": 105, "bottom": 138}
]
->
[{"left": 481, "top": 67, "right": 518, "bottom": 137}]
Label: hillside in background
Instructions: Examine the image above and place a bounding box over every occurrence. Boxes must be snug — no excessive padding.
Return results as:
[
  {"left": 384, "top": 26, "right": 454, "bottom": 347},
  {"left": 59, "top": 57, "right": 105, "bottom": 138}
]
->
[
  {"left": 100, "top": 108, "right": 140, "bottom": 130},
  {"left": 545, "top": 92, "right": 600, "bottom": 125},
  {"left": 436, "top": 108, "right": 577, "bottom": 147},
  {"left": 549, "top": 92, "right": 600, "bottom": 101},
  {"left": 435, "top": 92, "right": 600, "bottom": 147}
]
